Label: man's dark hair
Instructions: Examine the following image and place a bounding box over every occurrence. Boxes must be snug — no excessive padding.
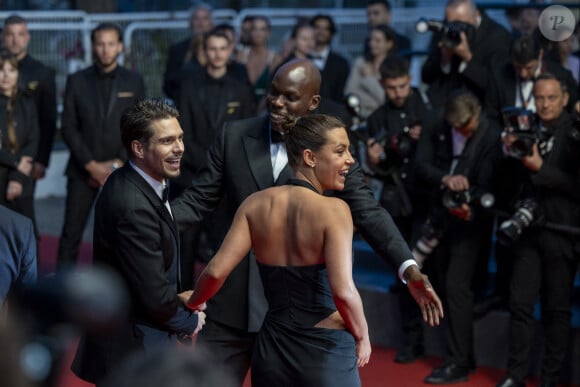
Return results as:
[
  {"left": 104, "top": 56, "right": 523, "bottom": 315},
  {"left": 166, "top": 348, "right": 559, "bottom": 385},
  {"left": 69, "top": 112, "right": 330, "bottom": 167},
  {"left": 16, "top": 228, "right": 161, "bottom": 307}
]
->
[
  {"left": 3, "top": 14, "right": 27, "bottom": 27},
  {"left": 91, "top": 22, "right": 123, "bottom": 44},
  {"left": 203, "top": 27, "right": 231, "bottom": 48},
  {"left": 380, "top": 55, "right": 410, "bottom": 80},
  {"left": 511, "top": 34, "right": 542, "bottom": 64},
  {"left": 367, "top": 0, "right": 392, "bottom": 11},
  {"left": 121, "top": 99, "right": 179, "bottom": 158},
  {"left": 534, "top": 72, "right": 567, "bottom": 94},
  {"left": 310, "top": 14, "right": 337, "bottom": 36}
]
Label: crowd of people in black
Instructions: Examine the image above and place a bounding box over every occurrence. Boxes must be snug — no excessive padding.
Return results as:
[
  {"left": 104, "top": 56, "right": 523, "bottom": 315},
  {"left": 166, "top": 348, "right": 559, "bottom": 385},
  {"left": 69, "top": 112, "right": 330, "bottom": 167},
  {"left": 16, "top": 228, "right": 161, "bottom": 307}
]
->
[{"left": 1, "top": 0, "right": 580, "bottom": 386}]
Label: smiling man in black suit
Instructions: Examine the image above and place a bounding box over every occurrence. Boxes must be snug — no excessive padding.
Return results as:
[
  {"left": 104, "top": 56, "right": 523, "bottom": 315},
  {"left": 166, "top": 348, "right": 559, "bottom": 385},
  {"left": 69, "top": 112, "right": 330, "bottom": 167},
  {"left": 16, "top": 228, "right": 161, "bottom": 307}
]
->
[{"left": 72, "top": 99, "right": 205, "bottom": 386}]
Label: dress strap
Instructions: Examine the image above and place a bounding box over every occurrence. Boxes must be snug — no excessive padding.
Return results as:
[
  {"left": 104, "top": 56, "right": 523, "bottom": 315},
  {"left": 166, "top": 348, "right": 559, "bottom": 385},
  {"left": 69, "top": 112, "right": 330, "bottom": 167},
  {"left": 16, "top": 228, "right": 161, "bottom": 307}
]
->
[{"left": 287, "top": 178, "right": 319, "bottom": 194}]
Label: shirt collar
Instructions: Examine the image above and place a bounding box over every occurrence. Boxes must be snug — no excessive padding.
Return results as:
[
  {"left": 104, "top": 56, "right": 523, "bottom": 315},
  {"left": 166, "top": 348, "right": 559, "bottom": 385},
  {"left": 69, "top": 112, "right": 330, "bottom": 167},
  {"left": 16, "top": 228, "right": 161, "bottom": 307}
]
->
[{"left": 129, "top": 160, "right": 166, "bottom": 200}]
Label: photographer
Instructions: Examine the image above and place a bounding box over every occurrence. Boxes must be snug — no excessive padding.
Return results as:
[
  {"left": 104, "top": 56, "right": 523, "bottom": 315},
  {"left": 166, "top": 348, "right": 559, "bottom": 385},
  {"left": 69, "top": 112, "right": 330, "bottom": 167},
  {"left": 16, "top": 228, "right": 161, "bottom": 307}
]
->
[
  {"left": 486, "top": 34, "right": 578, "bottom": 125},
  {"left": 416, "top": 90, "right": 502, "bottom": 384},
  {"left": 365, "top": 55, "right": 433, "bottom": 363},
  {"left": 421, "top": 0, "right": 510, "bottom": 108},
  {"left": 496, "top": 74, "right": 580, "bottom": 387},
  {"left": 478, "top": 33, "right": 579, "bottom": 319}
]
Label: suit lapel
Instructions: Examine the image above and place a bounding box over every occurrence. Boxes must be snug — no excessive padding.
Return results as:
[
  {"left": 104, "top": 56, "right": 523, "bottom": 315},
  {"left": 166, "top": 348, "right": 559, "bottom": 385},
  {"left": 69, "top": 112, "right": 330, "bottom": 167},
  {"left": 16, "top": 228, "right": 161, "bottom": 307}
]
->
[
  {"left": 125, "top": 165, "right": 178, "bottom": 239},
  {"left": 243, "top": 117, "right": 276, "bottom": 191}
]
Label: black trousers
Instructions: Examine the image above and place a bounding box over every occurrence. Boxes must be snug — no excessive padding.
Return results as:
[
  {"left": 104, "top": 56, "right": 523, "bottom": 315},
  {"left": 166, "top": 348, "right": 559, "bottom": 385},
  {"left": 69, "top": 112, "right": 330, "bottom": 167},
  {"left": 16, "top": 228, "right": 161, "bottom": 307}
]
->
[
  {"left": 507, "top": 229, "right": 578, "bottom": 382},
  {"left": 437, "top": 218, "right": 493, "bottom": 368},
  {"left": 57, "top": 178, "right": 99, "bottom": 269},
  {"left": 196, "top": 318, "right": 257, "bottom": 386}
]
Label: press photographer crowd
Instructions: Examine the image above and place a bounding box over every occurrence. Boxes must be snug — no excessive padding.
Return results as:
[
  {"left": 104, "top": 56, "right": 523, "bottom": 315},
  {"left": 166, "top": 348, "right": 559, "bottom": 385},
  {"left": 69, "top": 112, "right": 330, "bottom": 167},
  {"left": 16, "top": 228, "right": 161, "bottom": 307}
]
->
[{"left": 1, "top": 1, "right": 580, "bottom": 387}]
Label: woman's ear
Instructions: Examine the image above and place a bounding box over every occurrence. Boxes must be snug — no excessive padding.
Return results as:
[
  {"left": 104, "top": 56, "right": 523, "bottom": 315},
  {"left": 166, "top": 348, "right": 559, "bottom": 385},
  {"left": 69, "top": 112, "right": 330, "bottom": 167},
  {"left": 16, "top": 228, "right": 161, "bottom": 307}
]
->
[{"left": 303, "top": 149, "right": 316, "bottom": 168}]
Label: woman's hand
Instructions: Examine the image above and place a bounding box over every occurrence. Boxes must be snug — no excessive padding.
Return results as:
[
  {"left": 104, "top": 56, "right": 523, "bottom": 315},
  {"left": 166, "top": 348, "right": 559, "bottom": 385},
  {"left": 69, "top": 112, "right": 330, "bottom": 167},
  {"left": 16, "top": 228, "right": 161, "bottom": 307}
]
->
[{"left": 356, "top": 336, "right": 372, "bottom": 367}]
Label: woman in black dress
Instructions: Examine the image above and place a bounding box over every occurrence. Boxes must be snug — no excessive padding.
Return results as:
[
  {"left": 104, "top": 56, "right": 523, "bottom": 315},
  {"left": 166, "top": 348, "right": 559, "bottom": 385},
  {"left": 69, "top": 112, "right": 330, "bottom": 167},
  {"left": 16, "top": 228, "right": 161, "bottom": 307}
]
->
[
  {"left": 0, "top": 50, "right": 39, "bottom": 224},
  {"left": 183, "top": 114, "right": 370, "bottom": 386}
]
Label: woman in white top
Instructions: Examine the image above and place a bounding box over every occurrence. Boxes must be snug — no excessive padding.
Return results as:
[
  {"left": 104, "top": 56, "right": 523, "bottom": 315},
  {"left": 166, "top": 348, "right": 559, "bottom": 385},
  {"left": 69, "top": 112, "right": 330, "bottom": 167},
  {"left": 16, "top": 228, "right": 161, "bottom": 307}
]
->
[{"left": 344, "top": 24, "right": 397, "bottom": 118}]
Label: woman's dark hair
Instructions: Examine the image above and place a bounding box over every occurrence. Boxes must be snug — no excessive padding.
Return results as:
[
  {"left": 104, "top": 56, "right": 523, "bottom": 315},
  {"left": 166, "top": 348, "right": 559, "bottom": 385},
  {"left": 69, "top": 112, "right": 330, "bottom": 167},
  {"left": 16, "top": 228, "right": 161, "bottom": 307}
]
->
[
  {"left": 120, "top": 98, "right": 179, "bottom": 159},
  {"left": 365, "top": 24, "right": 396, "bottom": 62},
  {"left": 290, "top": 17, "right": 312, "bottom": 39},
  {"left": 282, "top": 114, "right": 346, "bottom": 168},
  {"left": 0, "top": 50, "right": 20, "bottom": 153}
]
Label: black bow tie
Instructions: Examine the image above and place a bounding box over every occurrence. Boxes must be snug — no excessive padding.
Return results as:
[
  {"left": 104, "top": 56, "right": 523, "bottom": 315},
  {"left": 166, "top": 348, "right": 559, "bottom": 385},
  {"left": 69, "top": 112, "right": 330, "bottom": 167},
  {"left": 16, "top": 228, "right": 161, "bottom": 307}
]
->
[
  {"left": 308, "top": 54, "right": 324, "bottom": 61},
  {"left": 271, "top": 130, "right": 285, "bottom": 144}
]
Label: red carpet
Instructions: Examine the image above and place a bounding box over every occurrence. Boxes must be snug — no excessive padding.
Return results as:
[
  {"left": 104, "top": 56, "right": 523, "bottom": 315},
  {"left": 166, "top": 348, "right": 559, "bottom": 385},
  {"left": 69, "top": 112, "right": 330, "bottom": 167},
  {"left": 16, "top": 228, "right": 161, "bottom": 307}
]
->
[
  {"left": 38, "top": 236, "right": 575, "bottom": 387},
  {"left": 55, "top": 341, "right": 525, "bottom": 387}
]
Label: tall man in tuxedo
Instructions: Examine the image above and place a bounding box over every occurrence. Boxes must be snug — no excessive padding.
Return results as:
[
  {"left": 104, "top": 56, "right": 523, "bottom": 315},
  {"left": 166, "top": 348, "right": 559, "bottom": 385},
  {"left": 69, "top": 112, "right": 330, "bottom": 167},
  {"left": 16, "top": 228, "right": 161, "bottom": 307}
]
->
[
  {"left": 309, "top": 14, "right": 350, "bottom": 104},
  {"left": 72, "top": 99, "right": 205, "bottom": 386},
  {"left": 172, "top": 58, "right": 444, "bottom": 385},
  {"left": 57, "top": 23, "right": 145, "bottom": 269},
  {"left": 175, "top": 28, "right": 256, "bottom": 288}
]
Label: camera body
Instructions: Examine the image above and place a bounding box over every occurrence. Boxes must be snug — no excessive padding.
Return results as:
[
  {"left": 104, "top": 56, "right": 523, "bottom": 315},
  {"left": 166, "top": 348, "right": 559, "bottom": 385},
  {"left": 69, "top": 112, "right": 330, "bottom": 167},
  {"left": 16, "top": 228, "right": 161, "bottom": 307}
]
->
[
  {"left": 416, "top": 18, "right": 476, "bottom": 48},
  {"left": 412, "top": 221, "right": 445, "bottom": 268},
  {"left": 502, "top": 107, "right": 540, "bottom": 159},
  {"left": 496, "top": 198, "right": 538, "bottom": 245}
]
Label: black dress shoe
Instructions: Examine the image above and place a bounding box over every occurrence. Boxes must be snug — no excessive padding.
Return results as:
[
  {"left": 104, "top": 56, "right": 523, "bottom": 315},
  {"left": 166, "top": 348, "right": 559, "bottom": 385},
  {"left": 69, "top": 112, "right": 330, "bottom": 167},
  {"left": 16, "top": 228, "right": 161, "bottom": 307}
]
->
[
  {"left": 424, "top": 363, "right": 469, "bottom": 384},
  {"left": 394, "top": 346, "right": 424, "bottom": 363},
  {"left": 496, "top": 374, "right": 525, "bottom": 387}
]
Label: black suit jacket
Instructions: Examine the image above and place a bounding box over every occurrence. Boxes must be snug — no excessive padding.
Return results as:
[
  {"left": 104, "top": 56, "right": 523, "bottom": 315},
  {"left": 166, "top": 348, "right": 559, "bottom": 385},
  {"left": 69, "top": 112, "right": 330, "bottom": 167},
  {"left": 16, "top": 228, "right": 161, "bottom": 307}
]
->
[
  {"left": 415, "top": 115, "right": 502, "bottom": 213},
  {"left": 320, "top": 51, "right": 350, "bottom": 103},
  {"left": 176, "top": 70, "right": 256, "bottom": 184},
  {"left": 421, "top": 10, "right": 511, "bottom": 107},
  {"left": 163, "top": 38, "right": 191, "bottom": 99},
  {"left": 72, "top": 164, "right": 199, "bottom": 384},
  {"left": 172, "top": 115, "right": 414, "bottom": 332},
  {"left": 485, "top": 59, "right": 579, "bottom": 123},
  {"left": 61, "top": 65, "right": 145, "bottom": 180},
  {"left": 17, "top": 54, "right": 57, "bottom": 168}
]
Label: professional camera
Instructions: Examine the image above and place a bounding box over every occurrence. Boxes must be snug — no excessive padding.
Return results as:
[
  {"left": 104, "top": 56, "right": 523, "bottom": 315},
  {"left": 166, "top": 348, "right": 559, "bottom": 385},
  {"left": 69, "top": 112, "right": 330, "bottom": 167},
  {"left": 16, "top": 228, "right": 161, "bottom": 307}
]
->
[
  {"left": 412, "top": 221, "right": 445, "bottom": 268},
  {"left": 496, "top": 198, "right": 538, "bottom": 245},
  {"left": 370, "top": 120, "right": 419, "bottom": 160},
  {"left": 501, "top": 107, "right": 540, "bottom": 159},
  {"left": 442, "top": 188, "right": 495, "bottom": 210},
  {"left": 416, "top": 18, "right": 476, "bottom": 48}
]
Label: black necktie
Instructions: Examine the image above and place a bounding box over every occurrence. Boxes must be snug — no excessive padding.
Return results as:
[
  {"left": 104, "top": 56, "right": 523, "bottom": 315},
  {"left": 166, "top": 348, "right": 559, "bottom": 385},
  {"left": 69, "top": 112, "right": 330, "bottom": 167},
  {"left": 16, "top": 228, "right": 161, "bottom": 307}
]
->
[
  {"left": 162, "top": 185, "right": 169, "bottom": 202},
  {"left": 271, "top": 130, "right": 285, "bottom": 144}
]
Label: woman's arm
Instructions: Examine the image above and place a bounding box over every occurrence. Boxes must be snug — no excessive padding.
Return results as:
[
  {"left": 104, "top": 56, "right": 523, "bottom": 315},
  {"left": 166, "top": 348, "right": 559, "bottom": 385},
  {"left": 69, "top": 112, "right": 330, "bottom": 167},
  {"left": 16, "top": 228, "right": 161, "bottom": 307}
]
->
[
  {"left": 186, "top": 196, "right": 254, "bottom": 309},
  {"left": 323, "top": 198, "right": 371, "bottom": 367}
]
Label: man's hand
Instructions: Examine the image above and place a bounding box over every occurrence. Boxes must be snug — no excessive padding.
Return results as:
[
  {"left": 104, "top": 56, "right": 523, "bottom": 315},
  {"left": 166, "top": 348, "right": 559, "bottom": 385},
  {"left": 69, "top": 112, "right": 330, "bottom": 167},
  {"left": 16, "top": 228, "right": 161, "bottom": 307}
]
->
[
  {"left": 193, "top": 311, "right": 206, "bottom": 334},
  {"left": 31, "top": 162, "right": 47, "bottom": 180},
  {"left": 6, "top": 181, "right": 23, "bottom": 201},
  {"left": 17, "top": 156, "right": 33, "bottom": 176},
  {"left": 85, "top": 160, "right": 113, "bottom": 187},
  {"left": 441, "top": 174, "right": 469, "bottom": 192},
  {"left": 366, "top": 138, "right": 385, "bottom": 165},
  {"left": 452, "top": 31, "right": 472, "bottom": 63},
  {"left": 522, "top": 143, "right": 543, "bottom": 172},
  {"left": 409, "top": 123, "right": 422, "bottom": 141},
  {"left": 178, "top": 290, "right": 193, "bottom": 305},
  {"left": 404, "top": 265, "right": 444, "bottom": 326}
]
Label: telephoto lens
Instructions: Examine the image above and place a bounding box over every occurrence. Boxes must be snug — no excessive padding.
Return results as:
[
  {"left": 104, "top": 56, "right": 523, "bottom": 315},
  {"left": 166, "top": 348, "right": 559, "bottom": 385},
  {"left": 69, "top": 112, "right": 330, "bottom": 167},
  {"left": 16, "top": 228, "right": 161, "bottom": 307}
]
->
[{"left": 497, "top": 199, "right": 538, "bottom": 245}]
